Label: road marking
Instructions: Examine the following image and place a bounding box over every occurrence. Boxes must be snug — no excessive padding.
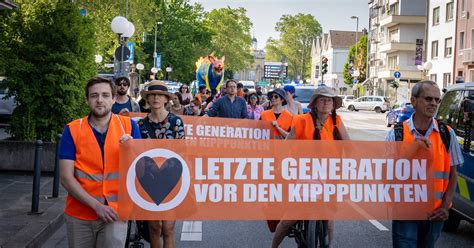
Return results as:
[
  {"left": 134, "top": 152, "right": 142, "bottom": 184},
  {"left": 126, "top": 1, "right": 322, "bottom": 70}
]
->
[
  {"left": 369, "top": 220, "right": 389, "bottom": 231},
  {"left": 180, "top": 221, "right": 202, "bottom": 241}
]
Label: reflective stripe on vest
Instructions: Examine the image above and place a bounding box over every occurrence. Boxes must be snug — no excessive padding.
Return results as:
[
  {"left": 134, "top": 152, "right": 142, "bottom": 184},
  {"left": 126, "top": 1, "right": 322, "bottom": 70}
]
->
[
  {"left": 402, "top": 120, "right": 451, "bottom": 209},
  {"left": 293, "top": 113, "right": 341, "bottom": 140},
  {"left": 65, "top": 114, "right": 132, "bottom": 220},
  {"left": 261, "top": 109, "right": 293, "bottom": 137}
]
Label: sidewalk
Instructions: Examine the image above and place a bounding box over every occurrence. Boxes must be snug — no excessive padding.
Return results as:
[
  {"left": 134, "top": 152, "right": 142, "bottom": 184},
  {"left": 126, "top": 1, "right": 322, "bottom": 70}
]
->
[{"left": 0, "top": 172, "right": 66, "bottom": 248}]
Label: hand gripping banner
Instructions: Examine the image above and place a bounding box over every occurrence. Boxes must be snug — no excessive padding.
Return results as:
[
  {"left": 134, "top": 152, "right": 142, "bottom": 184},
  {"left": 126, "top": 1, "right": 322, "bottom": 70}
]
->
[{"left": 119, "top": 138, "right": 436, "bottom": 220}]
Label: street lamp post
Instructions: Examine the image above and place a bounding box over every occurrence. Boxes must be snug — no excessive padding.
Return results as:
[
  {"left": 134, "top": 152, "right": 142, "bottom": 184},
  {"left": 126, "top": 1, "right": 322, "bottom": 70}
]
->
[
  {"left": 165, "top": 67, "right": 172, "bottom": 81},
  {"left": 136, "top": 63, "right": 144, "bottom": 85},
  {"left": 153, "top": 22, "right": 163, "bottom": 69},
  {"left": 351, "top": 16, "right": 359, "bottom": 69},
  {"left": 111, "top": 16, "right": 135, "bottom": 77}
]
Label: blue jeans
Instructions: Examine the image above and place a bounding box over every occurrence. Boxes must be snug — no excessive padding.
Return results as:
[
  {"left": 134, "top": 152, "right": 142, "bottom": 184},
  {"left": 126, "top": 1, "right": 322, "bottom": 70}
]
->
[{"left": 392, "top": 220, "right": 444, "bottom": 248}]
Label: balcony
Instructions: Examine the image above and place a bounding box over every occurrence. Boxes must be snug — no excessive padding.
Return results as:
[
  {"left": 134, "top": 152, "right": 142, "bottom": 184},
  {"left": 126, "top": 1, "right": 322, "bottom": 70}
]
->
[
  {"left": 460, "top": 48, "right": 474, "bottom": 64},
  {"left": 379, "top": 15, "right": 426, "bottom": 28},
  {"left": 378, "top": 68, "right": 424, "bottom": 80},
  {"left": 379, "top": 41, "right": 416, "bottom": 53}
]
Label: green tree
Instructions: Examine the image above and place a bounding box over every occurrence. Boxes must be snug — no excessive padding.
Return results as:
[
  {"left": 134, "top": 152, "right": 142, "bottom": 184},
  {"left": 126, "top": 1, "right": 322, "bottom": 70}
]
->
[
  {"left": 343, "top": 35, "right": 368, "bottom": 86},
  {"left": 204, "top": 7, "right": 254, "bottom": 74},
  {"left": 0, "top": 2, "right": 96, "bottom": 141},
  {"left": 265, "top": 14, "right": 322, "bottom": 81}
]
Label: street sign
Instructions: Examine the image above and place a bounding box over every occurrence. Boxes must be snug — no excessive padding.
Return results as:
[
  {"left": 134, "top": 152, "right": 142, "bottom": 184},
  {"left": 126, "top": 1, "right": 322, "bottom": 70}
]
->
[
  {"left": 104, "top": 63, "right": 115, "bottom": 68},
  {"left": 80, "top": 8, "right": 86, "bottom": 17},
  {"left": 114, "top": 45, "right": 130, "bottom": 62},
  {"left": 264, "top": 63, "right": 288, "bottom": 79},
  {"left": 394, "top": 71, "right": 401, "bottom": 79}
]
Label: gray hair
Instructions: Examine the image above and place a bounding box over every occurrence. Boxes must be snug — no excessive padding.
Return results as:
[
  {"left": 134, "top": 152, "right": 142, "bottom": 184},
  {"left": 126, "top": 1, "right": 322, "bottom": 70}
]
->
[{"left": 411, "top": 80, "right": 439, "bottom": 97}]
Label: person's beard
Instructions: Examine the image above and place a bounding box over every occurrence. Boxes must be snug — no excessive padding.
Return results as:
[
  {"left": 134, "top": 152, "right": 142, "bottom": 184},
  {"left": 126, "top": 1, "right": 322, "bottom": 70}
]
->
[
  {"left": 91, "top": 105, "right": 111, "bottom": 119},
  {"left": 117, "top": 89, "right": 127, "bottom": 96}
]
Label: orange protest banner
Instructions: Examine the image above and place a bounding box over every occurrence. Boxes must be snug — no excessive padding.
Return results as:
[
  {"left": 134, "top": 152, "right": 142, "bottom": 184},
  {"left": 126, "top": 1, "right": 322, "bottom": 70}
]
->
[
  {"left": 125, "top": 112, "right": 276, "bottom": 140},
  {"left": 119, "top": 139, "right": 435, "bottom": 220}
]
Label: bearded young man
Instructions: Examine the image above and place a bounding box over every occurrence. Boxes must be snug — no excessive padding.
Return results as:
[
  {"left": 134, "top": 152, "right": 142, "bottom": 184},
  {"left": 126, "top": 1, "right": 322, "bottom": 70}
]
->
[
  {"left": 59, "top": 76, "right": 141, "bottom": 247},
  {"left": 111, "top": 76, "right": 140, "bottom": 114}
]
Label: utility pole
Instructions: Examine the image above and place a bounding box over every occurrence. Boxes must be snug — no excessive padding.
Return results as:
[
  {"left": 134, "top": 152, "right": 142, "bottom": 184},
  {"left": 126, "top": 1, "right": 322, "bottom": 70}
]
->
[{"left": 153, "top": 22, "right": 163, "bottom": 70}]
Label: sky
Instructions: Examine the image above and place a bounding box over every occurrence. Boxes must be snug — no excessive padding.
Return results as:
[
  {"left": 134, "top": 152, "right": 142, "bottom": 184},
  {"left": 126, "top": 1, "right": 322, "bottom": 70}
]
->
[{"left": 190, "top": 0, "right": 369, "bottom": 49}]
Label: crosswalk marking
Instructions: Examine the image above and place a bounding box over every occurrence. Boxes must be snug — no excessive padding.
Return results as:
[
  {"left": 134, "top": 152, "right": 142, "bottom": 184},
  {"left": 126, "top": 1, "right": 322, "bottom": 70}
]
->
[{"left": 180, "top": 221, "right": 203, "bottom": 241}]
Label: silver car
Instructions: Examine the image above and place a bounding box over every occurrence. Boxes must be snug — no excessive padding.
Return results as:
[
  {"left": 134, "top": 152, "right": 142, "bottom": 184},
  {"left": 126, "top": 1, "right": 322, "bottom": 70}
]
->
[{"left": 346, "top": 96, "right": 390, "bottom": 113}]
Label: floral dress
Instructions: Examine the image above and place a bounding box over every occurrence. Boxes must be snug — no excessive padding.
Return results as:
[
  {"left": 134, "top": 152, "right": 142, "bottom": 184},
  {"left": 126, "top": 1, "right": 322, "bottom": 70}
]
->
[{"left": 138, "top": 112, "right": 185, "bottom": 139}]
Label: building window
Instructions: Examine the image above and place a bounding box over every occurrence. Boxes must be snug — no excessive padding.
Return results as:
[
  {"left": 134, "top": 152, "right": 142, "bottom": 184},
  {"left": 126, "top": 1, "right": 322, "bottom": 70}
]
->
[
  {"left": 430, "top": 74, "right": 437, "bottom": 83},
  {"left": 431, "top": 40, "right": 438, "bottom": 59},
  {"left": 388, "top": 56, "right": 398, "bottom": 70},
  {"left": 460, "top": 32, "right": 465, "bottom": 50},
  {"left": 389, "top": 3, "right": 399, "bottom": 15},
  {"left": 470, "top": 70, "right": 474, "bottom": 82},
  {"left": 433, "top": 7, "right": 440, "bottom": 26},
  {"left": 462, "top": 0, "right": 466, "bottom": 13},
  {"left": 445, "top": 37, "right": 453, "bottom": 57},
  {"left": 446, "top": 2, "right": 454, "bottom": 21},
  {"left": 443, "top": 73, "right": 451, "bottom": 88},
  {"left": 389, "top": 29, "right": 399, "bottom": 42}
]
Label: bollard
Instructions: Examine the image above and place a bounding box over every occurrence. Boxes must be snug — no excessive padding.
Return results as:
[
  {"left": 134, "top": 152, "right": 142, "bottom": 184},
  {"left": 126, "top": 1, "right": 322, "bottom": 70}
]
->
[
  {"left": 52, "top": 134, "right": 62, "bottom": 198},
  {"left": 29, "top": 140, "right": 43, "bottom": 215}
]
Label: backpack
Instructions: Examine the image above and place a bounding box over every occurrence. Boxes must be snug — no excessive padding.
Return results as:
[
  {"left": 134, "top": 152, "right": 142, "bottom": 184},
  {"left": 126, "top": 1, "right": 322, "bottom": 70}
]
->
[{"left": 394, "top": 120, "right": 450, "bottom": 152}]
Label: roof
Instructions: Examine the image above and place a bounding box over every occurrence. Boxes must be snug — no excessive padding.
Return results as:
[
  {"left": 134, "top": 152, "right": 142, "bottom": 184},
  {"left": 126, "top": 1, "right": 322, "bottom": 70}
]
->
[{"left": 328, "top": 30, "right": 365, "bottom": 48}]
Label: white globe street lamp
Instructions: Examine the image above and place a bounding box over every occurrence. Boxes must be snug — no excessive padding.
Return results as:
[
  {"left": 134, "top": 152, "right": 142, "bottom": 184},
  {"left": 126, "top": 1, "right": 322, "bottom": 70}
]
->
[
  {"left": 94, "top": 54, "right": 103, "bottom": 64},
  {"left": 136, "top": 63, "right": 144, "bottom": 71},
  {"left": 151, "top": 67, "right": 158, "bottom": 74},
  {"left": 165, "top": 67, "right": 172, "bottom": 81},
  {"left": 111, "top": 16, "right": 129, "bottom": 35},
  {"left": 121, "top": 21, "right": 135, "bottom": 38}
]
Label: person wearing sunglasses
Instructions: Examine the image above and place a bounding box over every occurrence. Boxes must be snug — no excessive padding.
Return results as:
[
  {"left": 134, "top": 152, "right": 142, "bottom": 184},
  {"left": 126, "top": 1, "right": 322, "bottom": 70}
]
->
[
  {"left": 261, "top": 88, "right": 293, "bottom": 139},
  {"left": 111, "top": 77, "right": 140, "bottom": 114},
  {"left": 179, "top": 84, "right": 192, "bottom": 105},
  {"left": 386, "top": 80, "right": 463, "bottom": 248},
  {"left": 247, "top": 92, "right": 264, "bottom": 120}
]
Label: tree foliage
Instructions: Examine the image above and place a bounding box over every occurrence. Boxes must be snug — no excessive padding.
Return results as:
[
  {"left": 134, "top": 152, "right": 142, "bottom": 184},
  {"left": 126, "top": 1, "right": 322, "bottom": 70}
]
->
[
  {"left": 204, "top": 7, "right": 254, "bottom": 74},
  {"left": 343, "top": 35, "right": 368, "bottom": 86},
  {"left": 0, "top": 2, "right": 96, "bottom": 141},
  {"left": 265, "top": 14, "right": 321, "bottom": 81}
]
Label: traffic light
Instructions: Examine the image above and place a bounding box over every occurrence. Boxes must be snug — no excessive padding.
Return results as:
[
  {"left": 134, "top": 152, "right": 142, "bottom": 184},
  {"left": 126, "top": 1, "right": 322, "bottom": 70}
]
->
[{"left": 322, "top": 56, "right": 328, "bottom": 75}]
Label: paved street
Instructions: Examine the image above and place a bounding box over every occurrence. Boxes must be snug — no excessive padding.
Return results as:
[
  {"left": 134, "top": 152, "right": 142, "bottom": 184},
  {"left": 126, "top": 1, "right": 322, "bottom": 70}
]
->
[{"left": 43, "top": 110, "right": 474, "bottom": 247}]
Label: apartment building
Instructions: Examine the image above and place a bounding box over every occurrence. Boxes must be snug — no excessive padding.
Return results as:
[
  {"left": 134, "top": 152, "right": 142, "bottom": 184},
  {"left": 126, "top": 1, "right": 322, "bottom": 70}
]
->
[
  {"left": 455, "top": 0, "right": 474, "bottom": 82},
  {"left": 427, "top": 0, "right": 457, "bottom": 89},
  {"left": 310, "top": 30, "right": 363, "bottom": 92},
  {"left": 368, "top": 0, "right": 427, "bottom": 103},
  {"left": 234, "top": 37, "right": 265, "bottom": 82}
]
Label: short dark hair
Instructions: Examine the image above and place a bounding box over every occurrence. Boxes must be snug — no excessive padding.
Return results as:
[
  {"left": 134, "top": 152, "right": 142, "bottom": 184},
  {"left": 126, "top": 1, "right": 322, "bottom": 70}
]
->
[
  {"left": 225, "top": 79, "right": 237, "bottom": 87},
  {"left": 115, "top": 76, "right": 130, "bottom": 86},
  {"left": 237, "top": 82, "right": 244, "bottom": 88},
  {"left": 86, "top": 76, "right": 116, "bottom": 98},
  {"left": 199, "top": 85, "right": 207, "bottom": 90}
]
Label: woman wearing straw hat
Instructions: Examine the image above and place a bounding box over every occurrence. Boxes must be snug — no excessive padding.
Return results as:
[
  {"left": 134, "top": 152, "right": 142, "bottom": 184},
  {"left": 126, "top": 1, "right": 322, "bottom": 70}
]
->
[
  {"left": 260, "top": 88, "right": 293, "bottom": 139},
  {"left": 271, "top": 86, "right": 349, "bottom": 248},
  {"left": 137, "top": 80, "right": 185, "bottom": 248}
]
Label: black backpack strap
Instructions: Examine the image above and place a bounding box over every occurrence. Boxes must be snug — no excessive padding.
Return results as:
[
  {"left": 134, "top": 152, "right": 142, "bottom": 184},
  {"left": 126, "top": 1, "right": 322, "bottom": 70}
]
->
[
  {"left": 394, "top": 122, "right": 404, "bottom": 141},
  {"left": 437, "top": 120, "right": 451, "bottom": 153}
]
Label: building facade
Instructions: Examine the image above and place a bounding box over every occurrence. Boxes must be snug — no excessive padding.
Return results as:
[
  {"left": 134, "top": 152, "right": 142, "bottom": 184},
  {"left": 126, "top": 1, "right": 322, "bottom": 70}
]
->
[
  {"left": 454, "top": 0, "right": 474, "bottom": 82},
  {"left": 427, "top": 0, "right": 457, "bottom": 90},
  {"left": 234, "top": 38, "right": 265, "bottom": 83},
  {"left": 311, "top": 30, "right": 363, "bottom": 93},
  {"left": 368, "top": 0, "right": 427, "bottom": 103}
]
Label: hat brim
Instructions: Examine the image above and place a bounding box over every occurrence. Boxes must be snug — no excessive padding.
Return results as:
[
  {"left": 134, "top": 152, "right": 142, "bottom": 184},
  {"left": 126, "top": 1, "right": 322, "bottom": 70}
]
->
[
  {"left": 267, "top": 91, "right": 287, "bottom": 106},
  {"left": 308, "top": 94, "right": 342, "bottom": 110},
  {"left": 140, "top": 90, "right": 174, "bottom": 101}
]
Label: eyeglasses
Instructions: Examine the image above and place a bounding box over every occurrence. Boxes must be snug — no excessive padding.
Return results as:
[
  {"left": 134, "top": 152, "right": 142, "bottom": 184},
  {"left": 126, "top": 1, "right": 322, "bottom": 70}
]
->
[
  {"left": 182, "top": 87, "right": 188, "bottom": 89},
  {"left": 117, "top": 83, "right": 129, "bottom": 87},
  {"left": 271, "top": 95, "right": 280, "bottom": 100},
  {"left": 250, "top": 96, "right": 257, "bottom": 100},
  {"left": 419, "top": 96, "right": 441, "bottom": 104}
]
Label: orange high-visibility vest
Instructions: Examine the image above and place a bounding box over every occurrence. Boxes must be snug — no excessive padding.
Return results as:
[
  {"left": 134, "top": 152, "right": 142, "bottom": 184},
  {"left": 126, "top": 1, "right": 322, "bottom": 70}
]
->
[
  {"left": 292, "top": 113, "right": 341, "bottom": 140},
  {"left": 66, "top": 114, "right": 132, "bottom": 220},
  {"left": 195, "top": 93, "right": 209, "bottom": 103},
  {"left": 261, "top": 109, "right": 293, "bottom": 137},
  {"left": 402, "top": 120, "right": 451, "bottom": 210}
]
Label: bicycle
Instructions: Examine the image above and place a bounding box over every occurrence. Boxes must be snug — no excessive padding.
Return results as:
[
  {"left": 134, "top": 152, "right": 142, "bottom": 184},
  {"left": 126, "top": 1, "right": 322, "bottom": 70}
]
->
[{"left": 288, "top": 220, "right": 329, "bottom": 248}]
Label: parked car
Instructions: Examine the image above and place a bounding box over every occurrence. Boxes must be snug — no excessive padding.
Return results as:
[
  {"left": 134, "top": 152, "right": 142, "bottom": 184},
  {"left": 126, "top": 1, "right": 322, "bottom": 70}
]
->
[
  {"left": 294, "top": 85, "right": 317, "bottom": 113},
  {"left": 339, "top": 95, "right": 354, "bottom": 107},
  {"left": 164, "top": 81, "right": 181, "bottom": 93},
  {"left": 0, "top": 79, "right": 16, "bottom": 118},
  {"left": 435, "top": 82, "right": 474, "bottom": 232},
  {"left": 385, "top": 102, "right": 415, "bottom": 127},
  {"left": 239, "top": 81, "right": 256, "bottom": 93},
  {"left": 346, "top": 96, "right": 390, "bottom": 113}
]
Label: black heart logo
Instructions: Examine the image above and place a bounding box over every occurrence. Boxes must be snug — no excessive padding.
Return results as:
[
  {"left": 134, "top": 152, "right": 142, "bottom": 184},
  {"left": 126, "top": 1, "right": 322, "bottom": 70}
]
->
[{"left": 135, "top": 156, "right": 183, "bottom": 206}]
